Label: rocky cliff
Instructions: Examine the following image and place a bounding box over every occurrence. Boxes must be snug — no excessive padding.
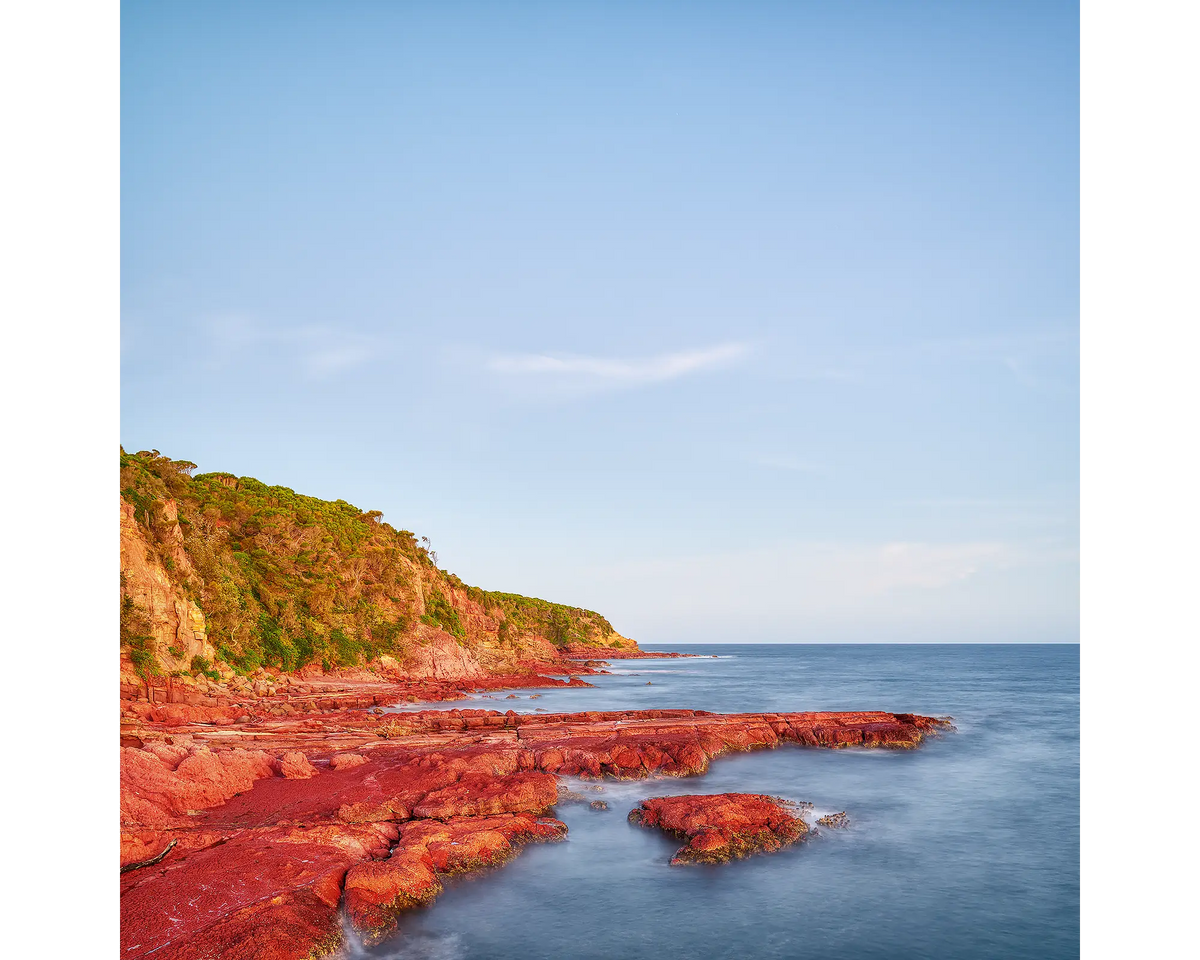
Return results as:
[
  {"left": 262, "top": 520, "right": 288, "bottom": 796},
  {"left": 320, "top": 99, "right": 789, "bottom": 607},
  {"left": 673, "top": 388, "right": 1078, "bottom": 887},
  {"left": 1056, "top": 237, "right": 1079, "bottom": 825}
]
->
[
  {"left": 119, "top": 448, "right": 636, "bottom": 682},
  {"left": 120, "top": 499, "right": 216, "bottom": 672}
]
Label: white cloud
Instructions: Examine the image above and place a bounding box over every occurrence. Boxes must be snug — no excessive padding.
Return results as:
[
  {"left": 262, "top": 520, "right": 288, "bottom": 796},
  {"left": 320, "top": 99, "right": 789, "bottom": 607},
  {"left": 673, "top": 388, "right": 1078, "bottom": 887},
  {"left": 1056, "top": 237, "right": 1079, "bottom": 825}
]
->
[{"left": 488, "top": 342, "right": 751, "bottom": 384}]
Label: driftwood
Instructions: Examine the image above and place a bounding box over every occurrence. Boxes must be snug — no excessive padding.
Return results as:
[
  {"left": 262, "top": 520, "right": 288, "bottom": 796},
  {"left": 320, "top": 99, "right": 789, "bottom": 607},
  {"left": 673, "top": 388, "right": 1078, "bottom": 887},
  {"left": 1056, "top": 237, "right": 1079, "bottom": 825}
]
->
[{"left": 121, "top": 838, "right": 177, "bottom": 874}]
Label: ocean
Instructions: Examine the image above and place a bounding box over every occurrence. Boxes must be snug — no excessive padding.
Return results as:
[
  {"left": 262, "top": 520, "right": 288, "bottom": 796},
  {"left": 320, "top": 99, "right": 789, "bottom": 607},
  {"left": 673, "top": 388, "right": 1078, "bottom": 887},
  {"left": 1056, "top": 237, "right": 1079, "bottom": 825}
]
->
[{"left": 358, "top": 643, "right": 1079, "bottom": 960}]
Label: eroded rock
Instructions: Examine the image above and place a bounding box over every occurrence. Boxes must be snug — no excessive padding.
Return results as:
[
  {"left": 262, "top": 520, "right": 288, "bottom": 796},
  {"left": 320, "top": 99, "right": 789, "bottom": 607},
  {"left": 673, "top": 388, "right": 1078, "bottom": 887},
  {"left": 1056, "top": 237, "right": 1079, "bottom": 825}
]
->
[
  {"left": 120, "top": 707, "right": 949, "bottom": 958},
  {"left": 629, "top": 794, "right": 808, "bottom": 865}
]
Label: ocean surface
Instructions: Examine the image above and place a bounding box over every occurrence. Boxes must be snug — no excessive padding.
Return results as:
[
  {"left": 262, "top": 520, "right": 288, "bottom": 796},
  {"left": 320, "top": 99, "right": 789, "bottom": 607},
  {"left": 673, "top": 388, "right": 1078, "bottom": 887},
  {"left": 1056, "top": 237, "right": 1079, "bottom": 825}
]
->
[{"left": 357, "top": 644, "right": 1079, "bottom": 960}]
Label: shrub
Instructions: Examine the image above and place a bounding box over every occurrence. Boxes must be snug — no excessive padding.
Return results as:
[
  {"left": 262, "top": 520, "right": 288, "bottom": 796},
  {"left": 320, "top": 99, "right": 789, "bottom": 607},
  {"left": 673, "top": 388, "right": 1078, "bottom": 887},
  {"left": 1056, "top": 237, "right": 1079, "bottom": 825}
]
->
[
  {"left": 421, "top": 589, "right": 465, "bottom": 638},
  {"left": 121, "top": 590, "right": 160, "bottom": 678},
  {"left": 127, "top": 641, "right": 159, "bottom": 678}
]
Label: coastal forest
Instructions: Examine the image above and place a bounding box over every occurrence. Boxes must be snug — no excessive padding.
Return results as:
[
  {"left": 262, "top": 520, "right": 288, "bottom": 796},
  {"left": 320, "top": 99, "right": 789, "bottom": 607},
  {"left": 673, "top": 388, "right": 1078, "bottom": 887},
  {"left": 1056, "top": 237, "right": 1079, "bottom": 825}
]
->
[{"left": 119, "top": 448, "right": 631, "bottom": 678}]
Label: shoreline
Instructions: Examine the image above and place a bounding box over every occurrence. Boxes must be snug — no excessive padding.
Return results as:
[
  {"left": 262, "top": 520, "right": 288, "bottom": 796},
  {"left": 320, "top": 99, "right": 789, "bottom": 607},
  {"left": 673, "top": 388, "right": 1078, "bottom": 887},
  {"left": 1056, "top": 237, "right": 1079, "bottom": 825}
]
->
[{"left": 120, "top": 660, "right": 951, "bottom": 959}]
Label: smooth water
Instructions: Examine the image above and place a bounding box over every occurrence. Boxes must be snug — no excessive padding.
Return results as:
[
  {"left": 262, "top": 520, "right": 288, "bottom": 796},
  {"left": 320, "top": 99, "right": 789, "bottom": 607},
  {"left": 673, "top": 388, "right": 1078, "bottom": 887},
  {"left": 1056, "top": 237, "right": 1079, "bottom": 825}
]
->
[{"left": 360, "top": 644, "right": 1079, "bottom": 960}]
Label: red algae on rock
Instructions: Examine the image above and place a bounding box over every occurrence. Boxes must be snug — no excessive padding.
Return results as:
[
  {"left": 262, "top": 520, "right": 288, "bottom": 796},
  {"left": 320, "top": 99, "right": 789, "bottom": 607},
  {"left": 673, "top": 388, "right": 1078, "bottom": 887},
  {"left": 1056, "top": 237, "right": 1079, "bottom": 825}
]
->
[
  {"left": 119, "top": 705, "right": 950, "bottom": 959},
  {"left": 629, "top": 794, "right": 809, "bottom": 865},
  {"left": 343, "top": 812, "right": 568, "bottom": 944},
  {"left": 343, "top": 848, "right": 444, "bottom": 944}
]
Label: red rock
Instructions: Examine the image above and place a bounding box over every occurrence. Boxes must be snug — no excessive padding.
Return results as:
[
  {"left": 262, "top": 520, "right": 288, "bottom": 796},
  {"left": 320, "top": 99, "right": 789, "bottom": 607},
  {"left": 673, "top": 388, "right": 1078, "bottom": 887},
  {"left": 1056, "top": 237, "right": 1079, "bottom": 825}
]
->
[
  {"left": 120, "top": 745, "right": 278, "bottom": 828},
  {"left": 562, "top": 644, "right": 698, "bottom": 660},
  {"left": 119, "top": 702, "right": 950, "bottom": 958},
  {"left": 279, "top": 751, "right": 318, "bottom": 779},
  {"left": 121, "top": 823, "right": 389, "bottom": 958},
  {"left": 344, "top": 849, "right": 442, "bottom": 943},
  {"left": 330, "top": 752, "right": 368, "bottom": 770},
  {"left": 629, "top": 794, "right": 809, "bottom": 864},
  {"left": 401, "top": 813, "right": 567, "bottom": 874},
  {"left": 411, "top": 771, "right": 557, "bottom": 819}
]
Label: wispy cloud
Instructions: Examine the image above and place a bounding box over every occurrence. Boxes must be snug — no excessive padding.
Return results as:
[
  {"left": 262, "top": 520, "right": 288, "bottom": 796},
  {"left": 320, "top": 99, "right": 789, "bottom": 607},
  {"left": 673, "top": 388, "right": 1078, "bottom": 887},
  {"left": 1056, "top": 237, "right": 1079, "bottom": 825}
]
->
[
  {"left": 768, "top": 326, "right": 1078, "bottom": 390},
  {"left": 488, "top": 342, "right": 751, "bottom": 384},
  {"left": 204, "top": 314, "right": 379, "bottom": 380}
]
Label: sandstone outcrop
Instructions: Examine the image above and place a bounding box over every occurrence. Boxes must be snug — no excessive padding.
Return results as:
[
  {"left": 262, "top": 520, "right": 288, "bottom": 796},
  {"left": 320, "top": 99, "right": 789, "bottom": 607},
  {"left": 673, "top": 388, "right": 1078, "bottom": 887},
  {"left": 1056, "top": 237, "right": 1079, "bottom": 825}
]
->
[
  {"left": 401, "top": 630, "right": 485, "bottom": 680},
  {"left": 120, "top": 699, "right": 950, "bottom": 959},
  {"left": 120, "top": 499, "right": 216, "bottom": 673},
  {"left": 629, "top": 793, "right": 808, "bottom": 864}
]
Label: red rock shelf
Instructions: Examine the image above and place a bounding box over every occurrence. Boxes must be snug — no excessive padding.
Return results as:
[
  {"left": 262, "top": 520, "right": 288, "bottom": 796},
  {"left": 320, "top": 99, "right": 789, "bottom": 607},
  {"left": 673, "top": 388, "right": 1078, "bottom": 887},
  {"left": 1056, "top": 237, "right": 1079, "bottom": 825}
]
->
[
  {"left": 120, "top": 706, "right": 952, "bottom": 959},
  {"left": 629, "top": 793, "right": 809, "bottom": 864}
]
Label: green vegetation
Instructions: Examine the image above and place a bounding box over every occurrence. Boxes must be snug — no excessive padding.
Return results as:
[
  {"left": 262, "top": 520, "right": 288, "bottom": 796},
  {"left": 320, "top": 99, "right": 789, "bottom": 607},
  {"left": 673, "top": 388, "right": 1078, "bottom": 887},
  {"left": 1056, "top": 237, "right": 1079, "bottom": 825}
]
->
[
  {"left": 467, "top": 588, "right": 616, "bottom": 647},
  {"left": 120, "top": 573, "right": 159, "bottom": 678},
  {"left": 420, "top": 588, "right": 465, "bottom": 638},
  {"left": 189, "top": 655, "right": 220, "bottom": 682},
  {"left": 119, "top": 447, "right": 625, "bottom": 675}
]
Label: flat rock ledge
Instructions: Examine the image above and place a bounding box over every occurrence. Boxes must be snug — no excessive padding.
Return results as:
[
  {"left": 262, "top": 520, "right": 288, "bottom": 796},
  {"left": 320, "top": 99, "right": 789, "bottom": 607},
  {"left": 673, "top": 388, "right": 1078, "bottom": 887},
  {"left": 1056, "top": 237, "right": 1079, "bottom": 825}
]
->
[
  {"left": 629, "top": 793, "right": 809, "bottom": 865},
  {"left": 120, "top": 709, "right": 949, "bottom": 959}
]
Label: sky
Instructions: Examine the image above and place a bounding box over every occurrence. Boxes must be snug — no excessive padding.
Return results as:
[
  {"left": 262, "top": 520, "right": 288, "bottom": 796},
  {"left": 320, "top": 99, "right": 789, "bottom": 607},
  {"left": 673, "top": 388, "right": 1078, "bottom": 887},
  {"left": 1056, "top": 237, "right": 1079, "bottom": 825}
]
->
[{"left": 121, "top": 0, "right": 1079, "bottom": 644}]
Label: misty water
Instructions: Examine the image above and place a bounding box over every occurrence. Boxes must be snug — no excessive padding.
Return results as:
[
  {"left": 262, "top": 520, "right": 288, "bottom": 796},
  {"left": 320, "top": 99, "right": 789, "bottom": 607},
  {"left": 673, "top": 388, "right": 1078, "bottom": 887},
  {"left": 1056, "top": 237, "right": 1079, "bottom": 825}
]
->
[{"left": 357, "top": 644, "right": 1079, "bottom": 960}]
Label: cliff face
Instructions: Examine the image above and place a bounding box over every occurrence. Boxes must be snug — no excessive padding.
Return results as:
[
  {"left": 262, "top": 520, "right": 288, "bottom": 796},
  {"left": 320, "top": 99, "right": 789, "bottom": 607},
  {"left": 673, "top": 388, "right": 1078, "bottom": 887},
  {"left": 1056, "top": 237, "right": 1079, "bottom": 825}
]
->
[
  {"left": 120, "top": 499, "right": 216, "bottom": 672},
  {"left": 398, "top": 632, "right": 484, "bottom": 680},
  {"left": 118, "top": 448, "right": 635, "bottom": 680}
]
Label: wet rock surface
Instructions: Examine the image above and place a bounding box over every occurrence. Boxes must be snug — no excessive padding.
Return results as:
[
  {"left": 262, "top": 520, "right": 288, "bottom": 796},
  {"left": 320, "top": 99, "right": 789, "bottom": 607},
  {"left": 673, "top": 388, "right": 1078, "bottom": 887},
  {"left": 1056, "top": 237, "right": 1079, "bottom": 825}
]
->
[
  {"left": 121, "top": 679, "right": 950, "bottom": 960},
  {"left": 629, "top": 794, "right": 809, "bottom": 865}
]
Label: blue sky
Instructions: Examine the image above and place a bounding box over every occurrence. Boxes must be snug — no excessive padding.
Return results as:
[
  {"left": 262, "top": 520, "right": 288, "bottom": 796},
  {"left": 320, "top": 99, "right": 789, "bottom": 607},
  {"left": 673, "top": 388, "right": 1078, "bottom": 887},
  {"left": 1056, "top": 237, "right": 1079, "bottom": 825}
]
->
[{"left": 121, "top": 0, "right": 1078, "bottom": 644}]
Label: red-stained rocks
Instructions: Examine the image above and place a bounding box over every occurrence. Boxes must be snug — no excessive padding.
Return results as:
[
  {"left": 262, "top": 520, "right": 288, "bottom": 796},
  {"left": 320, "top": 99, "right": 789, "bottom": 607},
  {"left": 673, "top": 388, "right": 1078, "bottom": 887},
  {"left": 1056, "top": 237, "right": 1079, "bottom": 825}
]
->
[
  {"left": 126, "top": 701, "right": 246, "bottom": 726},
  {"left": 330, "top": 752, "right": 368, "bottom": 770},
  {"left": 629, "top": 794, "right": 808, "bottom": 865},
  {"left": 343, "top": 849, "right": 443, "bottom": 944},
  {"left": 343, "top": 812, "right": 568, "bottom": 943},
  {"left": 412, "top": 771, "right": 558, "bottom": 819},
  {"left": 562, "top": 644, "right": 697, "bottom": 660},
  {"left": 120, "top": 694, "right": 951, "bottom": 959},
  {"left": 120, "top": 745, "right": 278, "bottom": 829},
  {"left": 279, "top": 751, "right": 319, "bottom": 779},
  {"left": 403, "top": 814, "right": 568, "bottom": 874},
  {"left": 120, "top": 823, "right": 392, "bottom": 959}
]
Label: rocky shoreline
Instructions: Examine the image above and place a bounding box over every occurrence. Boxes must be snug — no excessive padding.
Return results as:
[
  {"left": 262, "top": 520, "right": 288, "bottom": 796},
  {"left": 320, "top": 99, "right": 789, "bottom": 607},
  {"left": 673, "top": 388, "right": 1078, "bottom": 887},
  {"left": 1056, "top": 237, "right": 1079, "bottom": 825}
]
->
[{"left": 120, "top": 663, "right": 952, "bottom": 959}]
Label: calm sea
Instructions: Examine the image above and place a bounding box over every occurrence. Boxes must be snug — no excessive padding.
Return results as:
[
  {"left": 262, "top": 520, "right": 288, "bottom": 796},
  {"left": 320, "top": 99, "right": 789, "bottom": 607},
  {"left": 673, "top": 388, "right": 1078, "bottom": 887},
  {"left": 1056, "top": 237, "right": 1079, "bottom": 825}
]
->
[{"left": 359, "top": 643, "right": 1079, "bottom": 960}]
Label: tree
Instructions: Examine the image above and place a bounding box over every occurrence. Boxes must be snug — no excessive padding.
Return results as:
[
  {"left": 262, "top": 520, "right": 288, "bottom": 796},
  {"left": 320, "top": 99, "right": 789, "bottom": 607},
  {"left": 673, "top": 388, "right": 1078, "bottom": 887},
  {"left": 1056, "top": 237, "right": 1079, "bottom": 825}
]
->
[{"left": 420, "top": 536, "right": 438, "bottom": 567}]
